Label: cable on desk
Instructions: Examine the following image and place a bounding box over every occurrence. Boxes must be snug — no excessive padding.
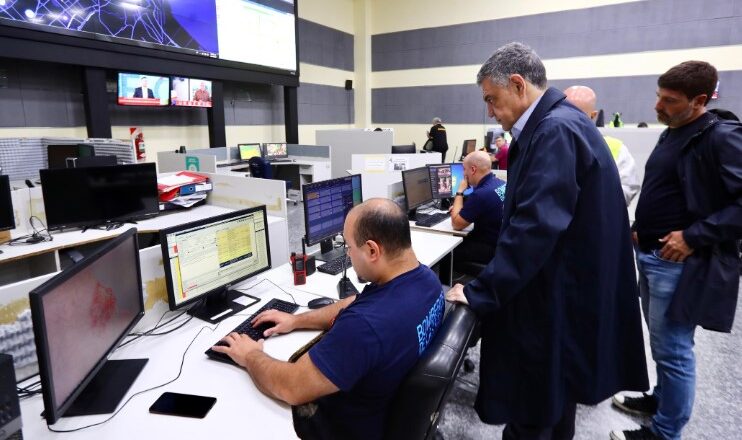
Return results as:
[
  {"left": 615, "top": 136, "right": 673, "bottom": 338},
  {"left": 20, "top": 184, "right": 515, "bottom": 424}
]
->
[
  {"left": 45, "top": 314, "right": 236, "bottom": 433},
  {"left": 235, "top": 278, "right": 306, "bottom": 307},
  {"left": 7, "top": 215, "right": 53, "bottom": 246}
]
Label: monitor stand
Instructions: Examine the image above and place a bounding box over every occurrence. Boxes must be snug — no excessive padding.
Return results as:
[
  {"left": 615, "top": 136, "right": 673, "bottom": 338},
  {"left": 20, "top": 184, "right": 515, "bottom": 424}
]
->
[
  {"left": 62, "top": 358, "right": 148, "bottom": 418},
  {"left": 315, "top": 238, "right": 346, "bottom": 262},
  {"left": 187, "top": 289, "right": 260, "bottom": 324}
]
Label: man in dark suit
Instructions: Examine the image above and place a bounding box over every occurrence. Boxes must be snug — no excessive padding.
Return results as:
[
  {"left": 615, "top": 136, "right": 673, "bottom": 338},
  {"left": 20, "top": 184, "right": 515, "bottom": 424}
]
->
[
  {"left": 132, "top": 76, "right": 155, "bottom": 99},
  {"left": 426, "top": 117, "right": 448, "bottom": 162},
  {"left": 446, "top": 42, "right": 649, "bottom": 439}
]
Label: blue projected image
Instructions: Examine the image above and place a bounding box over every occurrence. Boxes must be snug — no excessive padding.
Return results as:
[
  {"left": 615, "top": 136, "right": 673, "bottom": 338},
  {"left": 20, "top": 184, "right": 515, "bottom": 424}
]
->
[
  {"left": 0, "top": 0, "right": 219, "bottom": 55},
  {"left": 450, "top": 163, "right": 473, "bottom": 197}
]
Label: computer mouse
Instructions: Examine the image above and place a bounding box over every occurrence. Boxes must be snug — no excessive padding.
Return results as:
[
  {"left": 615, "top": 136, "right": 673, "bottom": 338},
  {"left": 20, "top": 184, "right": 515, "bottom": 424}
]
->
[{"left": 307, "top": 297, "right": 335, "bottom": 309}]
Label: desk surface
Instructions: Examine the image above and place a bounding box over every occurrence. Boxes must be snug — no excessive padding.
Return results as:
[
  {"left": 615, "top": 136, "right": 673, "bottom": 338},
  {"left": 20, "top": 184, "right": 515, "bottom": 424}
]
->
[
  {"left": 409, "top": 214, "right": 472, "bottom": 238},
  {"left": 18, "top": 230, "right": 461, "bottom": 439},
  {"left": 217, "top": 157, "right": 330, "bottom": 174}
]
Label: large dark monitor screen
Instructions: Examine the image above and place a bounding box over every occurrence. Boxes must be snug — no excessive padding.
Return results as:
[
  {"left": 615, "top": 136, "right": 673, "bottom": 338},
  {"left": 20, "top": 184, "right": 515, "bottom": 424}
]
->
[
  {"left": 428, "top": 164, "right": 454, "bottom": 199},
  {"left": 391, "top": 145, "right": 416, "bottom": 154},
  {"left": 402, "top": 167, "right": 433, "bottom": 211},
  {"left": 302, "top": 175, "right": 362, "bottom": 260},
  {"left": 40, "top": 163, "right": 159, "bottom": 230},
  {"left": 462, "top": 139, "right": 477, "bottom": 156},
  {"left": 30, "top": 229, "right": 146, "bottom": 425},
  {"left": 264, "top": 143, "right": 288, "bottom": 160},
  {"left": 117, "top": 73, "right": 170, "bottom": 106},
  {"left": 0, "top": 175, "right": 15, "bottom": 232},
  {"left": 171, "top": 77, "right": 213, "bottom": 108},
  {"left": 160, "top": 206, "right": 271, "bottom": 323}
]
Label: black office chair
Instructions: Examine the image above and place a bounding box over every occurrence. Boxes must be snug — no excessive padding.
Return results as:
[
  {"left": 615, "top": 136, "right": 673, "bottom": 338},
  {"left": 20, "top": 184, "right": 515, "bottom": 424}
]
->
[
  {"left": 384, "top": 303, "right": 478, "bottom": 440},
  {"left": 420, "top": 139, "right": 434, "bottom": 153},
  {"left": 248, "top": 157, "right": 297, "bottom": 205}
]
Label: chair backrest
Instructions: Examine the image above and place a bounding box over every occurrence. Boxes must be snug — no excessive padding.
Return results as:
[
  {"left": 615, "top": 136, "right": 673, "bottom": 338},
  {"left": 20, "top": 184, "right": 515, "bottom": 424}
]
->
[
  {"left": 422, "top": 139, "right": 434, "bottom": 152},
  {"left": 248, "top": 156, "right": 272, "bottom": 179},
  {"left": 384, "top": 303, "right": 478, "bottom": 440}
]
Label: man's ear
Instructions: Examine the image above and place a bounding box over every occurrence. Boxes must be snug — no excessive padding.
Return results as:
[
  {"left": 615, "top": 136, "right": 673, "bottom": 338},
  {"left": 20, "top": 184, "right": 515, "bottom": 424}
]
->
[
  {"left": 510, "top": 74, "right": 527, "bottom": 96},
  {"left": 692, "top": 94, "right": 708, "bottom": 108},
  {"left": 366, "top": 240, "right": 381, "bottom": 261}
]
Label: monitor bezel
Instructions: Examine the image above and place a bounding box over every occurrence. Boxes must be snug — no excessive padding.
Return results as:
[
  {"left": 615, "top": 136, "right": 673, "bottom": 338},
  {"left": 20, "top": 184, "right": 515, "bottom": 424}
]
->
[
  {"left": 401, "top": 166, "right": 433, "bottom": 211},
  {"left": 29, "top": 228, "right": 144, "bottom": 425},
  {"left": 39, "top": 163, "right": 160, "bottom": 231},
  {"left": 262, "top": 143, "right": 289, "bottom": 160},
  {"left": 159, "top": 205, "right": 273, "bottom": 312},
  {"left": 0, "top": 175, "right": 15, "bottom": 232},
  {"left": 237, "top": 143, "right": 263, "bottom": 161},
  {"left": 302, "top": 175, "right": 363, "bottom": 247},
  {"left": 462, "top": 139, "right": 477, "bottom": 155}
]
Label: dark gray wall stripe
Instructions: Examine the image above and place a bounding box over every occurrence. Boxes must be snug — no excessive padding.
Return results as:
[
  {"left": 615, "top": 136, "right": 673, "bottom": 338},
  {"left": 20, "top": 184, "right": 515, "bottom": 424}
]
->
[
  {"left": 297, "top": 83, "right": 354, "bottom": 125},
  {"left": 372, "top": 70, "right": 742, "bottom": 125},
  {"left": 372, "top": 0, "right": 742, "bottom": 71},
  {"left": 299, "top": 18, "right": 354, "bottom": 71}
]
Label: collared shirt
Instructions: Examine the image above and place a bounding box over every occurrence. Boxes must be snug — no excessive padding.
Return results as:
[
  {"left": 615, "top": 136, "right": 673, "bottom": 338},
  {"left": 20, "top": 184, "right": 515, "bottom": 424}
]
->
[
  {"left": 459, "top": 173, "right": 507, "bottom": 244},
  {"left": 510, "top": 93, "right": 544, "bottom": 142}
]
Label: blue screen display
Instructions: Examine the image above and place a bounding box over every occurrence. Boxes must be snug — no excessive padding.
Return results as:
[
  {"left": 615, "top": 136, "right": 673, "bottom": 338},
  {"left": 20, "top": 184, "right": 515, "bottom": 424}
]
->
[
  {"left": 450, "top": 163, "right": 473, "bottom": 196},
  {"left": 303, "top": 175, "right": 362, "bottom": 246}
]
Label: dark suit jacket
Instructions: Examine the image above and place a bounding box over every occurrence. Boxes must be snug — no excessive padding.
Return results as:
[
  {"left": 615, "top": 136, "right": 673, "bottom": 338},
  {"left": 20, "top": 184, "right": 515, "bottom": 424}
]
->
[
  {"left": 463, "top": 87, "right": 649, "bottom": 426},
  {"left": 133, "top": 87, "right": 155, "bottom": 99}
]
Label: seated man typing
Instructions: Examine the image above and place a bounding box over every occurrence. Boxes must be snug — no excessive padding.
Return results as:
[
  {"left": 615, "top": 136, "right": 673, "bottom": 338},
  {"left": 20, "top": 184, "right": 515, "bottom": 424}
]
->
[
  {"left": 449, "top": 150, "right": 506, "bottom": 269},
  {"left": 212, "top": 198, "right": 445, "bottom": 439}
]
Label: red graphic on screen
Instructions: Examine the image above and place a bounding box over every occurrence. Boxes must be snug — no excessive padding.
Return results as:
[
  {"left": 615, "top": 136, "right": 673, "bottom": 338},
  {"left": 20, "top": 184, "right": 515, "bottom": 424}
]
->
[{"left": 89, "top": 282, "right": 117, "bottom": 328}]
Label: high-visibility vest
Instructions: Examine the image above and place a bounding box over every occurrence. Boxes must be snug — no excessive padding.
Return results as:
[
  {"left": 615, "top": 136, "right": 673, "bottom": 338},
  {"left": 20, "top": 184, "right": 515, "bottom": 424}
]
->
[{"left": 604, "top": 135, "right": 622, "bottom": 161}]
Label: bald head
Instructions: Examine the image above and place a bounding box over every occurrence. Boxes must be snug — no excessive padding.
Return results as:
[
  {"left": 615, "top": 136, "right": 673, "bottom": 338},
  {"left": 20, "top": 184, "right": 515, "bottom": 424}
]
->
[
  {"left": 464, "top": 150, "right": 492, "bottom": 172},
  {"left": 348, "top": 198, "right": 411, "bottom": 258},
  {"left": 564, "top": 85, "right": 598, "bottom": 120}
]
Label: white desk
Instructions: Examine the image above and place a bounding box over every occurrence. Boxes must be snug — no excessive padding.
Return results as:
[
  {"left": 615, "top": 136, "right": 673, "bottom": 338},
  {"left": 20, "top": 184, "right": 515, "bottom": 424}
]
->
[
  {"left": 18, "top": 229, "right": 461, "bottom": 439},
  {"left": 409, "top": 216, "right": 472, "bottom": 238}
]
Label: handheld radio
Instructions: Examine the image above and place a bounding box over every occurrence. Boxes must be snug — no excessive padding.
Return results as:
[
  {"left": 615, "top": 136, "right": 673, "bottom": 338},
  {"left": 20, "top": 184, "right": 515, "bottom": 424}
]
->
[{"left": 291, "top": 252, "right": 307, "bottom": 285}]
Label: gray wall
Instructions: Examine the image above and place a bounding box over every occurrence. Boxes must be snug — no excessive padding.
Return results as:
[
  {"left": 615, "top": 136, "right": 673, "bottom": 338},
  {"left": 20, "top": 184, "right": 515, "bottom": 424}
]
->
[
  {"left": 0, "top": 17, "right": 356, "bottom": 131},
  {"left": 371, "top": 0, "right": 742, "bottom": 124}
]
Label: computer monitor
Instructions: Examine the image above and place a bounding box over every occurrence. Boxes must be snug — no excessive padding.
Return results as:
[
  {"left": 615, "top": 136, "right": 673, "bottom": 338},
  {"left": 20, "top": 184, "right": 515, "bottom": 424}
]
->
[
  {"left": 238, "top": 143, "right": 262, "bottom": 161},
  {"left": 0, "top": 175, "right": 15, "bottom": 232},
  {"left": 401, "top": 166, "right": 433, "bottom": 212},
  {"left": 302, "top": 175, "right": 363, "bottom": 261},
  {"left": 462, "top": 139, "right": 477, "bottom": 156},
  {"left": 391, "top": 144, "right": 416, "bottom": 154},
  {"left": 448, "top": 163, "right": 474, "bottom": 198},
  {"left": 30, "top": 228, "right": 147, "bottom": 425},
  {"left": 428, "top": 164, "right": 454, "bottom": 199},
  {"left": 40, "top": 163, "right": 159, "bottom": 231},
  {"left": 117, "top": 72, "right": 170, "bottom": 106},
  {"left": 47, "top": 144, "right": 95, "bottom": 169},
  {"left": 263, "top": 143, "right": 288, "bottom": 160},
  {"left": 160, "top": 206, "right": 272, "bottom": 323}
]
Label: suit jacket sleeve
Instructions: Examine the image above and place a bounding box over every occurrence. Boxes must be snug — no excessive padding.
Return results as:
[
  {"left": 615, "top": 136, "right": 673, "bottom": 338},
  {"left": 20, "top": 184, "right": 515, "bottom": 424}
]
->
[
  {"left": 683, "top": 123, "right": 742, "bottom": 248},
  {"left": 464, "top": 120, "right": 583, "bottom": 316}
]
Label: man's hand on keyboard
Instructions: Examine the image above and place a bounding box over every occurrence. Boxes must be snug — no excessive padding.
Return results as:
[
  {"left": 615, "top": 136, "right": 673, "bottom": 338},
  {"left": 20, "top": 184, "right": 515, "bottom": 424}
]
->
[
  {"left": 211, "top": 332, "right": 264, "bottom": 368},
  {"left": 252, "top": 310, "right": 297, "bottom": 337}
]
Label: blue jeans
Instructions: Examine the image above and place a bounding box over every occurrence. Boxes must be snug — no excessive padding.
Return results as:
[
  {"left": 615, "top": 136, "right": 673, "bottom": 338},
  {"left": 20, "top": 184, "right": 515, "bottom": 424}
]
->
[{"left": 637, "top": 250, "right": 696, "bottom": 440}]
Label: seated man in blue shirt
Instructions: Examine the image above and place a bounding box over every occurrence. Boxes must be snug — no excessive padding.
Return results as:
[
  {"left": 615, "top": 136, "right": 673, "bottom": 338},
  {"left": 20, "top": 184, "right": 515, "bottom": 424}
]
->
[
  {"left": 213, "top": 198, "right": 445, "bottom": 439},
  {"left": 449, "top": 150, "right": 506, "bottom": 271}
]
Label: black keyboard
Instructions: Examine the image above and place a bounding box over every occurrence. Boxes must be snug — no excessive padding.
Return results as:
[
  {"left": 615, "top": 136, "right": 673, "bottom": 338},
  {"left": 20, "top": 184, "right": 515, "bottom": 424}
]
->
[
  {"left": 217, "top": 160, "right": 248, "bottom": 168},
  {"left": 316, "top": 255, "right": 352, "bottom": 275},
  {"left": 269, "top": 158, "right": 293, "bottom": 163},
  {"left": 205, "top": 298, "right": 299, "bottom": 365},
  {"left": 415, "top": 212, "right": 449, "bottom": 227}
]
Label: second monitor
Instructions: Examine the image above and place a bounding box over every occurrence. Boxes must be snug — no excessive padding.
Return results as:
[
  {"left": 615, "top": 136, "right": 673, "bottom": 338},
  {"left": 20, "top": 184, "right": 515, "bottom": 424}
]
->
[
  {"left": 302, "top": 175, "right": 363, "bottom": 261},
  {"left": 263, "top": 143, "right": 288, "bottom": 161},
  {"left": 160, "top": 206, "right": 272, "bottom": 323}
]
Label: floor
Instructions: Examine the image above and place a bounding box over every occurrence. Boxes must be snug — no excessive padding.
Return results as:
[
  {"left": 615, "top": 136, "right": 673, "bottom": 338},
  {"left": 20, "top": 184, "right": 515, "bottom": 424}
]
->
[{"left": 285, "top": 202, "right": 742, "bottom": 439}]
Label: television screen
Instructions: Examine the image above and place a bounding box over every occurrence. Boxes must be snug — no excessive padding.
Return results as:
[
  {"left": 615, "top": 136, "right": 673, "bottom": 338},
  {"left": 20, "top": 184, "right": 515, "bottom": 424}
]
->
[
  {"left": 0, "top": 1, "right": 297, "bottom": 75},
  {"left": 40, "top": 164, "right": 159, "bottom": 230},
  {"left": 117, "top": 73, "right": 170, "bottom": 106},
  {"left": 171, "top": 77, "right": 213, "bottom": 108},
  {"left": 0, "top": 175, "right": 15, "bottom": 232}
]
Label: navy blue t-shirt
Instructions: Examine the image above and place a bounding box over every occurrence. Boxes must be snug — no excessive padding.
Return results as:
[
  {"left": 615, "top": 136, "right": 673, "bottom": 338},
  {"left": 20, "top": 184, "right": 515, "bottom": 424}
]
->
[
  {"left": 459, "top": 173, "right": 507, "bottom": 244},
  {"left": 308, "top": 264, "right": 445, "bottom": 440}
]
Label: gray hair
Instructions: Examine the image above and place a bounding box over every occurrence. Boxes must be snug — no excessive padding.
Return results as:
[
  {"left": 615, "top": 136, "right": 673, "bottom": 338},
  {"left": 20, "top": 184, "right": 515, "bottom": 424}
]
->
[
  {"left": 432, "top": 117, "right": 442, "bottom": 124},
  {"left": 476, "top": 42, "right": 547, "bottom": 89}
]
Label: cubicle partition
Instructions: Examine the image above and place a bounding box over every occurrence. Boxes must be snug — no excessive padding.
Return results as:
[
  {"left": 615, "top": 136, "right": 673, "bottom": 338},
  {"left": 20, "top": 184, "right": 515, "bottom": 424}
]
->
[
  {"left": 350, "top": 153, "right": 442, "bottom": 200},
  {"left": 317, "top": 129, "right": 393, "bottom": 179},
  {"left": 156, "top": 151, "right": 218, "bottom": 173}
]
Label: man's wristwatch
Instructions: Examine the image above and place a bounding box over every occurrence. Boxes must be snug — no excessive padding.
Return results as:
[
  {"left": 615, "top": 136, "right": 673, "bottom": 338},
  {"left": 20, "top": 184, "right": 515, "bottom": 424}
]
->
[{"left": 455, "top": 192, "right": 464, "bottom": 197}]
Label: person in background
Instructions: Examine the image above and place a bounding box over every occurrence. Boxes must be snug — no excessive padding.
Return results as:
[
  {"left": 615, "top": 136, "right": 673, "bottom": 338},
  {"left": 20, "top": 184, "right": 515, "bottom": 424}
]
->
[
  {"left": 212, "top": 198, "right": 445, "bottom": 440},
  {"left": 564, "top": 85, "right": 640, "bottom": 205},
  {"left": 132, "top": 76, "right": 155, "bottom": 99},
  {"left": 446, "top": 42, "right": 648, "bottom": 439},
  {"left": 637, "top": 122, "right": 649, "bottom": 128},
  {"left": 611, "top": 63, "right": 742, "bottom": 440},
  {"left": 449, "top": 150, "right": 506, "bottom": 271},
  {"left": 493, "top": 135, "right": 509, "bottom": 170},
  {"left": 427, "top": 117, "right": 449, "bottom": 162},
  {"left": 193, "top": 81, "right": 211, "bottom": 102}
]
